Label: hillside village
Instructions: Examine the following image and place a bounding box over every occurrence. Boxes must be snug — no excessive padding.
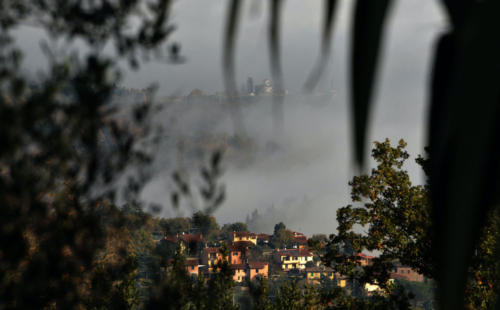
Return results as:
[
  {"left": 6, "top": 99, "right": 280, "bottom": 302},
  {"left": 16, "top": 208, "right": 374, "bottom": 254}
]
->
[{"left": 157, "top": 218, "right": 426, "bottom": 295}]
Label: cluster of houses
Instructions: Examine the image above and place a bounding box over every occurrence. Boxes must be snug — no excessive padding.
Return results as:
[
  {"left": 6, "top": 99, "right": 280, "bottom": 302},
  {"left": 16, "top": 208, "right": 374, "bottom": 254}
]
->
[{"left": 162, "top": 230, "right": 425, "bottom": 290}]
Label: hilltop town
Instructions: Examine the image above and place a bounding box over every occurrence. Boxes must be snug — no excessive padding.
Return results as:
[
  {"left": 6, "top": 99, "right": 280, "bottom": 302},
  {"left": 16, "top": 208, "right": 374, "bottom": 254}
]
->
[{"left": 156, "top": 214, "right": 426, "bottom": 295}]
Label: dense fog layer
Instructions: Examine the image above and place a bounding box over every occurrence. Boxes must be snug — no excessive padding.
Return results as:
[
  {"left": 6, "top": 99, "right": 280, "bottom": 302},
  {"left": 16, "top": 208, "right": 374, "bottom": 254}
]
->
[{"left": 14, "top": 0, "right": 445, "bottom": 235}]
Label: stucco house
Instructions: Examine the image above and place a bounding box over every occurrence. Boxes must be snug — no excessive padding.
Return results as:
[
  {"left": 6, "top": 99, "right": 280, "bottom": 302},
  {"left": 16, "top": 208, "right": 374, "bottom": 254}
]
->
[{"left": 275, "top": 248, "right": 313, "bottom": 271}]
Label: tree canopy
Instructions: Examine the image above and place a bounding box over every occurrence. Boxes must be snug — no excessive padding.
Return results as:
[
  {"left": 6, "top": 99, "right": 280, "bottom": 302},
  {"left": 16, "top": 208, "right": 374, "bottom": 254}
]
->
[{"left": 324, "top": 139, "right": 500, "bottom": 309}]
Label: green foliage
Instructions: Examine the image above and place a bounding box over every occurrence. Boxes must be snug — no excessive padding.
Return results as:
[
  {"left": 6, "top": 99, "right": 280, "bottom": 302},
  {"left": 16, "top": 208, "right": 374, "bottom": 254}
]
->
[
  {"left": 308, "top": 234, "right": 328, "bottom": 255},
  {"left": 158, "top": 217, "right": 192, "bottom": 236},
  {"left": 273, "top": 280, "right": 302, "bottom": 310},
  {"left": 86, "top": 254, "right": 141, "bottom": 310},
  {"left": 223, "top": 222, "right": 249, "bottom": 233},
  {"left": 251, "top": 277, "right": 273, "bottom": 310},
  {"left": 155, "top": 239, "right": 177, "bottom": 262},
  {"left": 206, "top": 245, "right": 239, "bottom": 310},
  {"left": 147, "top": 244, "right": 238, "bottom": 310},
  {"left": 465, "top": 206, "right": 500, "bottom": 309},
  {"left": 147, "top": 245, "right": 193, "bottom": 309},
  {"left": 192, "top": 211, "right": 220, "bottom": 241},
  {"left": 396, "top": 279, "right": 435, "bottom": 309},
  {"left": 271, "top": 222, "right": 295, "bottom": 249},
  {"left": 272, "top": 229, "right": 294, "bottom": 249},
  {"left": 273, "top": 222, "right": 286, "bottom": 235},
  {"left": 325, "top": 139, "right": 432, "bottom": 289},
  {"left": 0, "top": 0, "right": 174, "bottom": 308},
  {"left": 221, "top": 222, "right": 249, "bottom": 240},
  {"left": 325, "top": 139, "right": 500, "bottom": 308}
]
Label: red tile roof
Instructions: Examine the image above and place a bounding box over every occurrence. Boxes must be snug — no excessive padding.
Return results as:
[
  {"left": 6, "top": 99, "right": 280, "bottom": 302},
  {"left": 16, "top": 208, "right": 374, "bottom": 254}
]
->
[
  {"left": 257, "top": 233, "right": 271, "bottom": 240},
  {"left": 230, "top": 264, "right": 247, "bottom": 270},
  {"left": 292, "top": 231, "right": 305, "bottom": 237},
  {"left": 277, "top": 248, "right": 312, "bottom": 257},
  {"left": 230, "top": 241, "right": 254, "bottom": 248},
  {"left": 293, "top": 235, "right": 308, "bottom": 244},
  {"left": 248, "top": 261, "right": 268, "bottom": 268},
  {"left": 389, "top": 273, "right": 407, "bottom": 280},
  {"left": 185, "top": 259, "right": 199, "bottom": 266},
  {"left": 165, "top": 233, "right": 205, "bottom": 244},
  {"left": 203, "top": 247, "right": 221, "bottom": 254},
  {"left": 355, "top": 253, "right": 374, "bottom": 259}
]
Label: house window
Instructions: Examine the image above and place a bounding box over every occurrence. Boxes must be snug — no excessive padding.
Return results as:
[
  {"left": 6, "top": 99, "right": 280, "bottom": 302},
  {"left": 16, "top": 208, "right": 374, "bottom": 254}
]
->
[{"left": 408, "top": 270, "right": 411, "bottom": 274}]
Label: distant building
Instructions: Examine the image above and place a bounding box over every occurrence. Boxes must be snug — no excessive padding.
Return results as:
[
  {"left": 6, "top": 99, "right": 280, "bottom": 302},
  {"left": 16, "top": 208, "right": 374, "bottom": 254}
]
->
[
  {"left": 390, "top": 264, "right": 425, "bottom": 282},
  {"left": 305, "top": 266, "right": 335, "bottom": 281},
  {"left": 164, "top": 233, "right": 205, "bottom": 255},
  {"left": 231, "top": 264, "right": 247, "bottom": 282},
  {"left": 291, "top": 231, "right": 308, "bottom": 248},
  {"left": 230, "top": 232, "right": 257, "bottom": 245},
  {"left": 201, "top": 247, "right": 225, "bottom": 272},
  {"left": 364, "top": 279, "right": 397, "bottom": 295},
  {"left": 231, "top": 261, "right": 269, "bottom": 283},
  {"left": 248, "top": 261, "right": 269, "bottom": 281},
  {"left": 356, "top": 253, "right": 374, "bottom": 266},
  {"left": 257, "top": 233, "right": 271, "bottom": 246},
  {"left": 185, "top": 258, "right": 200, "bottom": 277},
  {"left": 247, "top": 77, "right": 254, "bottom": 95},
  {"left": 275, "top": 248, "right": 313, "bottom": 271},
  {"left": 229, "top": 246, "right": 244, "bottom": 265},
  {"left": 254, "top": 79, "right": 273, "bottom": 96},
  {"left": 228, "top": 242, "right": 253, "bottom": 264},
  {"left": 187, "top": 88, "right": 204, "bottom": 104}
]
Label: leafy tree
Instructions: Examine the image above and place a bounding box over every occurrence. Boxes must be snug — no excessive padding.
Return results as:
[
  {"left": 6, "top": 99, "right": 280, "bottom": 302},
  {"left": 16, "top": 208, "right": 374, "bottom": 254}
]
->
[
  {"left": 272, "top": 229, "right": 294, "bottom": 249},
  {"left": 155, "top": 239, "right": 177, "bottom": 262},
  {"left": 206, "top": 244, "right": 239, "bottom": 310},
  {"left": 158, "top": 217, "right": 192, "bottom": 236},
  {"left": 271, "top": 222, "right": 295, "bottom": 249},
  {"left": 396, "top": 279, "right": 435, "bottom": 309},
  {"left": 325, "top": 139, "right": 500, "bottom": 308},
  {"left": 250, "top": 277, "right": 273, "bottom": 310},
  {"left": 308, "top": 234, "right": 328, "bottom": 255},
  {"left": 324, "top": 139, "right": 432, "bottom": 289},
  {"left": 273, "top": 280, "right": 302, "bottom": 310},
  {"left": 86, "top": 254, "right": 141, "bottom": 310},
  {"left": 146, "top": 245, "right": 193, "bottom": 310},
  {"left": 148, "top": 244, "right": 238, "bottom": 310},
  {"left": 222, "top": 222, "right": 249, "bottom": 233},
  {"left": 273, "top": 222, "right": 286, "bottom": 235},
  {"left": 465, "top": 205, "right": 500, "bottom": 309},
  {"left": 192, "top": 211, "right": 220, "bottom": 240},
  {"left": 0, "top": 0, "right": 174, "bottom": 308},
  {"left": 221, "top": 222, "right": 249, "bottom": 240}
]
